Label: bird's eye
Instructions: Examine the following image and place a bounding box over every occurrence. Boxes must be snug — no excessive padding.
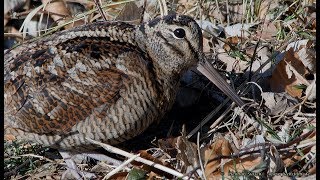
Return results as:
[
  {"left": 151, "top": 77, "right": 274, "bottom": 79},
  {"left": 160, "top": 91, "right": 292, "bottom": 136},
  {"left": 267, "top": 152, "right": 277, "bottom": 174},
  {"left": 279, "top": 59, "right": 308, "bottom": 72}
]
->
[{"left": 173, "top": 28, "right": 186, "bottom": 39}]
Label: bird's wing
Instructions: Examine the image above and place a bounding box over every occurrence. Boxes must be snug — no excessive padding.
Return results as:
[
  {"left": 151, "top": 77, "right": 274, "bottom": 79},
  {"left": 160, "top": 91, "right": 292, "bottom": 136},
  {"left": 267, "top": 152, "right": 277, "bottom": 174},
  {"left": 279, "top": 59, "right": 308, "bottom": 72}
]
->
[{"left": 4, "top": 22, "right": 144, "bottom": 136}]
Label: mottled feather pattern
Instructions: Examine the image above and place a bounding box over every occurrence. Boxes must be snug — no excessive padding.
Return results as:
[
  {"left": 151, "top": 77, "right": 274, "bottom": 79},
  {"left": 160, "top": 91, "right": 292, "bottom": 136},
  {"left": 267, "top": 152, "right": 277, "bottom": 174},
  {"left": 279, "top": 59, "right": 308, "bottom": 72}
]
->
[{"left": 4, "top": 14, "right": 203, "bottom": 149}]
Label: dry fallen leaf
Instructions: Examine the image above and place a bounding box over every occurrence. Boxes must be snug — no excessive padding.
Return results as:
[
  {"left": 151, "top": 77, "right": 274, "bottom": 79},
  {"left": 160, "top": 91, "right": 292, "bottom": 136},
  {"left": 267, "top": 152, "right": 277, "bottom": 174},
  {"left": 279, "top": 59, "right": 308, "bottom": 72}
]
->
[
  {"left": 126, "top": 150, "right": 174, "bottom": 179},
  {"left": 282, "top": 150, "right": 303, "bottom": 167},
  {"left": 204, "top": 136, "right": 263, "bottom": 179},
  {"left": 217, "top": 48, "right": 248, "bottom": 73},
  {"left": 296, "top": 47, "right": 316, "bottom": 73},
  {"left": 42, "top": 0, "right": 69, "bottom": 19},
  {"left": 257, "top": 21, "right": 278, "bottom": 40},
  {"left": 269, "top": 145, "right": 285, "bottom": 173},
  {"left": 175, "top": 133, "right": 200, "bottom": 173},
  {"left": 223, "top": 36, "right": 240, "bottom": 51},
  {"left": 197, "top": 20, "right": 224, "bottom": 38},
  {"left": 286, "top": 39, "right": 312, "bottom": 51},
  {"left": 42, "top": 0, "right": 85, "bottom": 29},
  {"left": 224, "top": 23, "right": 256, "bottom": 38},
  {"left": 305, "top": 79, "right": 316, "bottom": 101},
  {"left": 4, "top": 0, "right": 27, "bottom": 26},
  {"left": 176, "top": 0, "right": 198, "bottom": 15},
  {"left": 204, "top": 137, "right": 232, "bottom": 177},
  {"left": 261, "top": 92, "right": 298, "bottom": 115},
  {"left": 258, "top": 0, "right": 280, "bottom": 21},
  {"left": 282, "top": 130, "right": 315, "bottom": 169},
  {"left": 115, "top": 1, "right": 143, "bottom": 24},
  {"left": 270, "top": 48, "right": 309, "bottom": 97},
  {"left": 248, "top": 46, "right": 274, "bottom": 77},
  {"left": 4, "top": 0, "right": 26, "bottom": 15},
  {"left": 158, "top": 127, "right": 200, "bottom": 174},
  {"left": 91, "top": 161, "right": 114, "bottom": 173},
  {"left": 286, "top": 39, "right": 315, "bottom": 73}
]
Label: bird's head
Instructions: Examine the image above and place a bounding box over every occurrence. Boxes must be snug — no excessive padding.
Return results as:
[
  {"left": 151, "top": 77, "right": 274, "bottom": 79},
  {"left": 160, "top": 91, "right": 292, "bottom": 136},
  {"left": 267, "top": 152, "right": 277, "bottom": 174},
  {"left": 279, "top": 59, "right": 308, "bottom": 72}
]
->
[{"left": 136, "top": 14, "right": 204, "bottom": 75}]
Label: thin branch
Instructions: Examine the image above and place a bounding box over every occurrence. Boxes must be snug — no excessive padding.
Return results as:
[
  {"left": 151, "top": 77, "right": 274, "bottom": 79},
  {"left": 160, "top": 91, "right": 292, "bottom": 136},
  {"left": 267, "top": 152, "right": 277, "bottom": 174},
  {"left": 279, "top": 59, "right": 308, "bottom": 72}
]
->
[
  {"left": 86, "top": 138, "right": 192, "bottom": 180},
  {"left": 197, "top": 132, "right": 206, "bottom": 180},
  {"left": 103, "top": 154, "right": 140, "bottom": 179},
  {"left": 94, "top": 0, "right": 107, "bottom": 21}
]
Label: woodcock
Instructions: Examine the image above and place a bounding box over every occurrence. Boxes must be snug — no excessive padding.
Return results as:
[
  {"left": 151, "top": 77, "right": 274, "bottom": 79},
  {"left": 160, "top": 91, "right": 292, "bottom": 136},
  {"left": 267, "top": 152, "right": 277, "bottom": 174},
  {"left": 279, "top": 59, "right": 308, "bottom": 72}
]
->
[
  {"left": 5, "top": 14, "right": 244, "bottom": 178},
  {"left": 4, "top": 14, "right": 206, "bottom": 148}
]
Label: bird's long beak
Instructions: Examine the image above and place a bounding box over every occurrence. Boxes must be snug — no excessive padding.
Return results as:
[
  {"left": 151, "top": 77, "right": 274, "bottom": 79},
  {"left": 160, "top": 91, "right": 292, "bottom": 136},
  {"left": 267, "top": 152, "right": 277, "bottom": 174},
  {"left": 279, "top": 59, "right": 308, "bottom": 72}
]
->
[{"left": 197, "top": 57, "right": 245, "bottom": 107}]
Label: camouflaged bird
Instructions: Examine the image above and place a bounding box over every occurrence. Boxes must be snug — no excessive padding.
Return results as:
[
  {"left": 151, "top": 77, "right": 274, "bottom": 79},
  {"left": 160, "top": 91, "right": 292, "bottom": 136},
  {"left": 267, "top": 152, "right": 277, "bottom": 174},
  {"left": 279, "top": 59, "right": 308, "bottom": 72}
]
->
[{"left": 4, "top": 14, "right": 205, "bottom": 150}]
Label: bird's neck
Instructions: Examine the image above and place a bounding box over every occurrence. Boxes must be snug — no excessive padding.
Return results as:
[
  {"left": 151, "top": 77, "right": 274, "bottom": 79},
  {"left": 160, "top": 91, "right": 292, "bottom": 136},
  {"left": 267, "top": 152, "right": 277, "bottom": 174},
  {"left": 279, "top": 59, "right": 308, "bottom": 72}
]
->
[{"left": 151, "top": 61, "right": 182, "bottom": 109}]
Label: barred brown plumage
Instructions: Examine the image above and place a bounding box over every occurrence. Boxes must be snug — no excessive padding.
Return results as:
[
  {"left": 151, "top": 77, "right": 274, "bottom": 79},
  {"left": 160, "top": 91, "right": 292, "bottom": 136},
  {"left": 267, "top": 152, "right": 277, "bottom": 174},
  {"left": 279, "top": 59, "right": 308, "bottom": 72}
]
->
[{"left": 4, "top": 14, "right": 204, "bottom": 150}]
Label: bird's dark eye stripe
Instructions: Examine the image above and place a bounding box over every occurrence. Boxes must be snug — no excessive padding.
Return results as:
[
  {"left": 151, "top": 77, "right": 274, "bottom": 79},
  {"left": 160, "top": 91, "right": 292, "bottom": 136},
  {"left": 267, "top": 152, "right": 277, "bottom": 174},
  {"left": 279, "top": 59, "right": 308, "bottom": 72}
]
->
[
  {"left": 156, "top": 31, "right": 165, "bottom": 39},
  {"left": 155, "top": 31, "right": 185, "bottom": 57}
]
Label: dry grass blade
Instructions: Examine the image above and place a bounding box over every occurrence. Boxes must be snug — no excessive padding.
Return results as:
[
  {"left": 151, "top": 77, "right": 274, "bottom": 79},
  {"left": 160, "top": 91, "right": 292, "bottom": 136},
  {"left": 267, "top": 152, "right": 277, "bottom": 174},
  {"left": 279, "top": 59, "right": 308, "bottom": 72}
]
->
[
  {"left": 19, "top": 3, "right": 46, "bottom": 39},
  {"left": 158, "top": 0, "right": 168, "bottom": 16}
]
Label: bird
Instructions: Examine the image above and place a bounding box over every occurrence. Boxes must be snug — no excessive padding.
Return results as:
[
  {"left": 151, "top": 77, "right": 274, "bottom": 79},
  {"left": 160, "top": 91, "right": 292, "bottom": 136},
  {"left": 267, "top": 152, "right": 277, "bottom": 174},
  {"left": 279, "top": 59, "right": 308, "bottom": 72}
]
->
[{"left": 4, "top": 14, "right": 244, "bottom": 179}]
